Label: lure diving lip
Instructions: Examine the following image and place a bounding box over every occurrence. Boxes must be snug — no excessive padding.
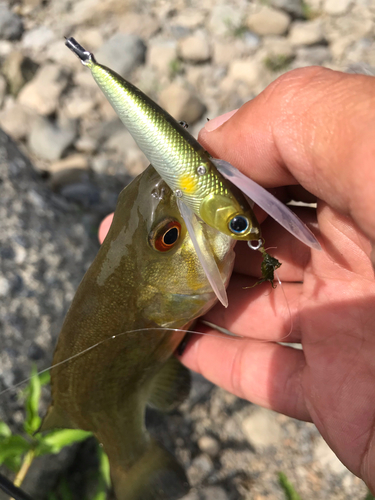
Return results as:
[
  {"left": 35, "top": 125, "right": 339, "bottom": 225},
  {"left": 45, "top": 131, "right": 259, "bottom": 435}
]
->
[{"left": 65, "top": 36, "right": 321, "bottom": 306}]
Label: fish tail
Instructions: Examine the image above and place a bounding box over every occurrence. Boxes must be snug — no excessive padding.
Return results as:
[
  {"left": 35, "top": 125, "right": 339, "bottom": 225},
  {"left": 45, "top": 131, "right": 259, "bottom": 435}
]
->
[{"left": 109, "top": 437, "right": 189, "bottom": 500}]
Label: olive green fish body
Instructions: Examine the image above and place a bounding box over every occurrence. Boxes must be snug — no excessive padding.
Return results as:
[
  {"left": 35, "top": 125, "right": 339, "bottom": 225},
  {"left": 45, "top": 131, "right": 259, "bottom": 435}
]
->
[{"left": 42, "top": 165, "right": 235, "bottom": 499}]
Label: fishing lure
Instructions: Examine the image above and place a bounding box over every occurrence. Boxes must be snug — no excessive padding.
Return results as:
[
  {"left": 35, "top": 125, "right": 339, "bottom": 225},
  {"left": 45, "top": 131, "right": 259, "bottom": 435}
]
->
[{"left": 65, "top": 37, "right": 320, "bottom": 306}]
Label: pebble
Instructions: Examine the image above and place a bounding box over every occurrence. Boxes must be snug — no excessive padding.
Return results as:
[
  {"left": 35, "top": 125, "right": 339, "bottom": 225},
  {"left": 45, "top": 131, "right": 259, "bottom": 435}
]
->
[
  {"left": 201, "top": 486, "right": 229, "bottom": 500},
  {"left": 0, "top": 3, "right": 24, "bottom": 40},
  {"left": 28, "top": 115, "right": 77, "bottom": 161},
  {"left": 177, "top": 33, "right": 211, "bottom": 63},
  {"left": 18, "top": 64, "right": 69, "bottom": 115},
  {"left": 74, "top": 135, "right": 97, "bottom": 154},
  {"left": 171, "top": 10, "right": 206, "bottom": 30},
  {"left": 324, "top": 0, "right": 352, "bottom": 15},
  {"left": 21, "top": 25, "right": 55, "bottom": 50},
  {"left": 47, "top": 154, "right": 89, "bottom": 174},
  {"left": 147, "top": 39, "right": 177, "bottom": 75},
  {"left": 227, "top": 58, "right": 264, "bottom": 89},
  {"left": 207, "top": 5, "right": 244, "bottom": 37},
  {"left": 95, "top": 33, "right": 146, "bottom": 77},
  {"left": 0, "top": 75, "right": 6, "bottom": 107},
  {"left": 314, "top": 437, "right": 348, "bottom": 474},
  {"left": 242, "top": 406, "right": 283, "bottom": 450},
  {"left": 2, "top": 50, "right": 39, "bottom": 96},
  {"left": 198, "top": 435, "right": 220, "bottom": 457},
  {"left": 295, "top": 45, "right": 331, "bottom": 65},
  {"left": 246, "top": 6, "right": 291, "bottom": 36},
  {"left": 187, "top": 454, "right": 214, "bottom": 486},
  {"left": 117, "top": 12, "right": 160, "bottom": 39},
  {"left": 159, "top": 82, "right": 205, "bottom": 124},
  {"left": 289, "top": 20, "right": 325, "bottom": 46},
  {"left": 0, "top": 102, "right": 35, "bottom": 140},
  {"left": 269, "top": 0, "right": 304, "bottom": 17}
]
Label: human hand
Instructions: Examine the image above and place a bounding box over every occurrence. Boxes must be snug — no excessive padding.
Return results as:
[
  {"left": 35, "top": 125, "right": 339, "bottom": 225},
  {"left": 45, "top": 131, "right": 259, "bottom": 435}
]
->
[{"left": 178, "top": 67, "right": 375, "bottom": 492}]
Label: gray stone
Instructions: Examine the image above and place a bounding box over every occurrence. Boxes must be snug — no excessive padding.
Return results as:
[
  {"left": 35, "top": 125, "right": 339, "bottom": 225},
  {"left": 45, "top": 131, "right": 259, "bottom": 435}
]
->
[
  {"left": 227, "top": 58, "right": 264, "bottom": 89},
  {"left": 21, "top": 26, "right": 55, "bottom": 50},
  {"left": 187, "top": 454, "right": 214, "bottom": 486},
  {"left": 0, "top": 3, "right": 24, "bottom": 40},
  {"left": 246, "top": 6, "right": 291, "bottom": 36},
  {"left": 0, "top": 74, "right": 6, "bottom": 107},
  {"left": 289, "top": 20, "right": 325, "bottom": 46},
  {"left": 2, "top": 50, "right": 39, "bottom": 96},
  {"left": 95, "top": 33, "right": 146, "bottom": 77},
  {"left": 295, "top": 45, "right": 331, "bottom": 65},
  {"left": 177, "top": 33, "right": 211, "bottom": 63},
  {"left": 324, "top": 0, "right": 352, "bottom": 15},
  {"left": 242, "top": 406, "right": 283, "bottom": 450},
  {"left": 198, "top": 435, "right": 220, "bottom": 457},
  {"left": 117, "top": 12, "right": 160, "bottom": 39},
  {"left": 18, "top": 64, "right": 69, "bottom": 116},
  {"left": 159, "top": 82, "right": 205, "bottom": 124},
  {"left": 314, "top": 437, "right": 348, "bottom": 474},
  {"left": 171, "top": 10, "right": 206, "bottom": 30},
  {"left": 202, "top": 486, "right": 229, "bottom": 500},
  {"left": 28, "top": 116, "right": 77, "bottom": 161},
  {"left": 207, "top": 5, "right": 244, "bottom": 37},
  {"left": 268, "top": 0, "right": 304, "bottom": 17},
  {"left": 0, "top": 102, "right": 36, "bottom": 140},
  {"left": 147, "top": 39, "right": 177, "bottom": 74}
]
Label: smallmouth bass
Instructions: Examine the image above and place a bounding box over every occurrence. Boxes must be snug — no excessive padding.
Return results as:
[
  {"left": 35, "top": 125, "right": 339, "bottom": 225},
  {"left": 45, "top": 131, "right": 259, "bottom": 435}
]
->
[{"left": 41, "top": 165, "right": 235, "bottom": 500}]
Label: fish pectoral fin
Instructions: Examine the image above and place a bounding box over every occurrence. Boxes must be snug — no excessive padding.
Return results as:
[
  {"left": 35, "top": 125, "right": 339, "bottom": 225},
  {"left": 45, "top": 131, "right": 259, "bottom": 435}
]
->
[
  {"left": 39, "top": 404, "right": 77, "bottom": 432},
  {"left": 148, "top": 357, "right": 190, "bottom": 412}
]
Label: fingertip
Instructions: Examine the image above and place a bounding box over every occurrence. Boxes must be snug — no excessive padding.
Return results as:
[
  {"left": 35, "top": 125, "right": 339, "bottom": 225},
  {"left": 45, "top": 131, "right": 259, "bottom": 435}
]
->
[{"left": 98, "top": 213, "right": 114, "bottom": 244}]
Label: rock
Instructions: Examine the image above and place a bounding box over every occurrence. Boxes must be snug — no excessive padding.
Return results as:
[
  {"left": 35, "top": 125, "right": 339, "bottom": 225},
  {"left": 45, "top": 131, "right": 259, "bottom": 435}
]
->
[
  {"left": 62, "top": 89, "right": 95, "bottom": 119},
  {"left": 75, "top": 135, "right": 97, "bottom": 154},
  {"left": 0, "top": 102, "right": 36, "bottom": 140},
  {"left": 198, "top": 435, "right": 220, "bottom": 457},
  {"left": 0, "top": 3, "right": 24, "bottom": 40},
  {"left": 158, "top": 82, "right": 206, "bottom": 124},
  {"left": 202, "top": 486, "right": 229, "bottom": 500},
  {"left": 324, "top": 0, "right": 352, "bottom": 15},
  {"left": 227, "top": 58, "right": 264, "bottom": 89},
  {"left": 117, "top": 12, "right": 160, "bottom": 39},
  {"left": 177, "top": 33, "right": 211, "bottom": 63},
  {"left": 20, "top": 0, "right": 44, "bottom": 10},
  {"left": 242, "top": 406, "right": 283, "bottom": 450},
  {"left": 246, "top": 6, "right": 291, "bottom": 36},
  {"left": 28, "top": 116, "right": 77, "bottom": 161},
  {"left": 71, "top": 27, "right": 103, "bottom": 50},
  {"left": 48, "top": 168, "right": 90, "bottom": 191},
  {"left": 268, "top": 0, "right": 304, "bottom": 17},
  {"left": 187, "top": 454, "right": 214, "bottom": 486},
  {"left": 47, "top": 154, "right": 89, "bottom": 174},
  {"left": 207, "top": 5, "right": 244, "bottom": 37},
  {"left": 147, "top": 39, "right": 177, "bottom": 74},
  {"left": 314, "top": 437, "right": 348, "bottom": 474},
  {"left": 0, "top": 74, "right": 6, "bottom": 107},
  {"left": 295, "top": 45, "right": 331, "bottom": 65},
  {"left": 18, "top": 64, "right": 69, "bottom": 116},
  {"left": 95, "top": 33, "right": 146, "bottom": 77},
  {"left": 289, "top": 20, "right": 325, "bottom": 46},
  {"left": 171, "top": 10, "right": 206, "bottom": 30},
  {"left": 2, "top": 51, "right": 39, "bottom": 96},
  {"left": 21, "top": 26, "right": 55, "bottom": 50}
]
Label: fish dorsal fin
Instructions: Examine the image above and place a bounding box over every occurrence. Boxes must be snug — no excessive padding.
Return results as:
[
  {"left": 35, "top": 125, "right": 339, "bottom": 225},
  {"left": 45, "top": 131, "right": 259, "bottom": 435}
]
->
[
  {"left": 176, "top": 198, "right": 229, "bottom": 307},
  {"left": 211, "top": 158, "right": 321, "bottom": 251},
  {"left": 40, "top": 404, "right": 77, "bottom": 432},
  {"left": 148, "top": 357, "right": 190, "bottom": 412}
]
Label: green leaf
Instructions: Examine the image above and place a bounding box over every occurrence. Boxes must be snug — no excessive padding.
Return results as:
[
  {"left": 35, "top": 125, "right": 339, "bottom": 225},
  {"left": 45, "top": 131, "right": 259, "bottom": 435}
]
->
[
  {"left": 98, "top": 445, "right": 111, "bottom": 488},
  {"left": 0, "top": 421, "right": 12, "bottom": 440},
  {"left": 38, "top": 370, "right": 51, "bottom": 387},
  {"left": 24, "top": 365, "right": 42, "bottom": 435},
  {"left": 278, "top": 472, "right": 302, "bottom": 500},
  {"left": 0, "top": 435, "right": 32, "bottom": 465},
  {"left": 35, "top": 429, "right": 92, "bottom": 456}
]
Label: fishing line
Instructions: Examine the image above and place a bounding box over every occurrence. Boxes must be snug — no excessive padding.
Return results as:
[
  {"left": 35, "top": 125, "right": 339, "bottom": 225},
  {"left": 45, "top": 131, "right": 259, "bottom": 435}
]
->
[{"left": 0, "top": 327, "right": 243, "bottom": 398}]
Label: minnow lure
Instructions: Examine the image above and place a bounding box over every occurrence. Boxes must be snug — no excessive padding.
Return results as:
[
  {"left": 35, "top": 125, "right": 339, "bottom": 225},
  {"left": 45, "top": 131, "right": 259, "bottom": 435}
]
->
[{"left": 65, "top": 37, "right": 320, "bottom": 306}]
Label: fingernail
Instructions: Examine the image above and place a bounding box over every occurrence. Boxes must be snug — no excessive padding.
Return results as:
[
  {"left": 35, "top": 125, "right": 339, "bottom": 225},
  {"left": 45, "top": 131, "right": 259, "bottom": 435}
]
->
[{"left": 204, "top": 109, "right": 238, "bottom": 132}]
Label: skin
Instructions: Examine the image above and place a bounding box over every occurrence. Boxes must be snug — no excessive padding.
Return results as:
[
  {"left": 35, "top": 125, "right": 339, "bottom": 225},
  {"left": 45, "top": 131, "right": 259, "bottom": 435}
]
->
[{"left": 99, "top": 67, "right": 375, "bottom": 493}]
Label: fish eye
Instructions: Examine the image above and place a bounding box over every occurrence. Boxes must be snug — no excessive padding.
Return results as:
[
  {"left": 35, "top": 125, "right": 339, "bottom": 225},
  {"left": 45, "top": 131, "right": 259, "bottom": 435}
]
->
[
  {"left": 149, "top": 219, "right": 181, "bottom": 252},
  {"left": 228, "top": 216, "right": 249, "bottom": 235}
]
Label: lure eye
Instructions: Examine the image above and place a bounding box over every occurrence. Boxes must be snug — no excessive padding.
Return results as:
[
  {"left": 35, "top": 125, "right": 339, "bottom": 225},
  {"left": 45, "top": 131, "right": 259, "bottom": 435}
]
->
[
  {"left": 149, "top": 219, "right": 181, "bottom": 252},
  {"left": 228, "top": 216, "right": 249, "bottom": 235}
]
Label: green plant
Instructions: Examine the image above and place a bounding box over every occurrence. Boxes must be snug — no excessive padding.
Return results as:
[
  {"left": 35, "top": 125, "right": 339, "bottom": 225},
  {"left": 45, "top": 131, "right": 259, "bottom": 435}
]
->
[
  {"left": 169, "top": 58, "right": 183, "bottom": 78},
  {"left": 264, "top": 54, "right": 293, "bottom": 72},
  {"left": 278, "top": 472, "right": 302, "bottom": 500},
  {"left": 0, "top": 366, "right": 109, "bottom": 498}
]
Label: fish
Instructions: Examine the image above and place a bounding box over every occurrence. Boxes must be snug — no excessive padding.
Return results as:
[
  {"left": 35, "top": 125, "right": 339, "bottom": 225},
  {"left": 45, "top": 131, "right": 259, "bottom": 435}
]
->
[
  {"left": 64, "top": 37, "right": 321, "bottom": 308},
  {"left": 40, "top": 164, "right": 236, "bottom": 500}
]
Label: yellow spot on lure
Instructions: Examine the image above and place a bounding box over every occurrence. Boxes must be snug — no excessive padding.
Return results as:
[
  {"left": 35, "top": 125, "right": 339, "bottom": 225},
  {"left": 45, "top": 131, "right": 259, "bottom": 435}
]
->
[{"left": 65, "top": 37, "right": 320, "bottom": 307}]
